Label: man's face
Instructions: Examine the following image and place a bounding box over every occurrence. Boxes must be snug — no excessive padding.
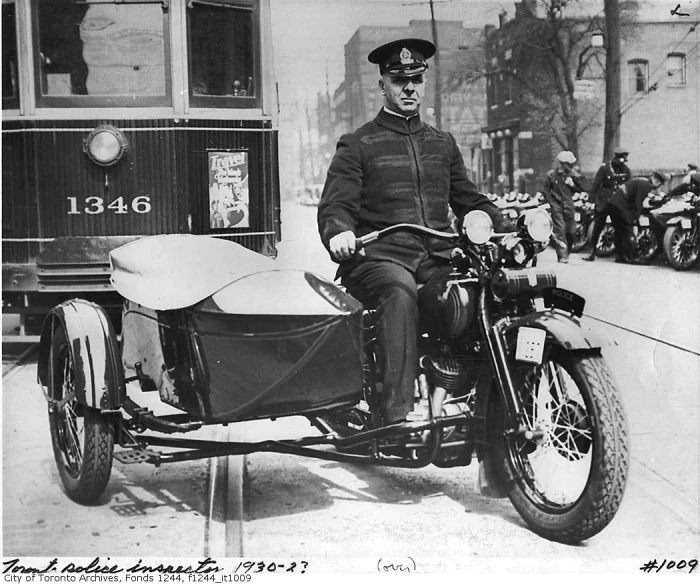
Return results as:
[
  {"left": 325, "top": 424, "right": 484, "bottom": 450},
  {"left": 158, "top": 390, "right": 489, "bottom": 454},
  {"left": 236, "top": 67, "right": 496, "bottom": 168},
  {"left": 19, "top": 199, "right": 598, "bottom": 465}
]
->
[
  {"left": 381, "top": 73, "right": 425, "bottom": 116},
  {"left": 615, "top": 153, "right": 628, "bottom": 164}
]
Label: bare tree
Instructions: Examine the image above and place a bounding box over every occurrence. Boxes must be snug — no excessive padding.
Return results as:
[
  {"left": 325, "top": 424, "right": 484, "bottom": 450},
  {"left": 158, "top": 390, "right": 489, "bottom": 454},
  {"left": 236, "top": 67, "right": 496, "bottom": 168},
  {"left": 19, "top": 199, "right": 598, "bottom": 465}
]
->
[{"left": 496, "top": 0, "right": 639, "bottom": 154}]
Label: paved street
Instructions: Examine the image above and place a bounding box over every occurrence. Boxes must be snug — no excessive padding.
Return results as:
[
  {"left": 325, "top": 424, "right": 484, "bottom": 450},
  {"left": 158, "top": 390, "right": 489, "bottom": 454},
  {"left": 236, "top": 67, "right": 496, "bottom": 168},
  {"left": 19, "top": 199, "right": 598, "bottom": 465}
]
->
[{"left": 2, "top": 200, "right": 698, "bottom": 572}]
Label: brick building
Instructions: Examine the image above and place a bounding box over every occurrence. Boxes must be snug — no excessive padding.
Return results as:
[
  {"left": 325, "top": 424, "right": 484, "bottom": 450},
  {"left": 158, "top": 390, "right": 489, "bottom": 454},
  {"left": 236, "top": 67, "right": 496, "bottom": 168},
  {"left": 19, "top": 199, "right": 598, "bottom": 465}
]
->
[{"left": 482, "top": 1, "right": 699, "bottom": 194}]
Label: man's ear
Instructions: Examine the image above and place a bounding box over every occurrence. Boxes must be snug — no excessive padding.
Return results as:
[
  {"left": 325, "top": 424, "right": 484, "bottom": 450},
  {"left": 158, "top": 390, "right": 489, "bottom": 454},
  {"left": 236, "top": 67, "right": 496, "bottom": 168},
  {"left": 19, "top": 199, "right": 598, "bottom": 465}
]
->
[{"left": 378, "top": 78, "right": 385, "bottom": 92}]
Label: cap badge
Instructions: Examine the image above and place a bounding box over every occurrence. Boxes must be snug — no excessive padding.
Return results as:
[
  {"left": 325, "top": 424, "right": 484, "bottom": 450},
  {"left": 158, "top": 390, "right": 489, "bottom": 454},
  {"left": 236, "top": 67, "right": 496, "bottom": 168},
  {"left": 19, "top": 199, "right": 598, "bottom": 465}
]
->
[{"left": 399, "top": 47, "right": 412, "bottom": 63}]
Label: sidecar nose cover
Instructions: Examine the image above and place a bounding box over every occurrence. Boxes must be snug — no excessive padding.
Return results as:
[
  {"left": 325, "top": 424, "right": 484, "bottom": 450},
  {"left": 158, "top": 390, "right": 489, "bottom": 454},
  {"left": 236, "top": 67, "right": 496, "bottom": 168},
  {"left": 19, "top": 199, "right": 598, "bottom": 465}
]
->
[{"left": 109, "top": 234, "right": 277, "bottom": 311}]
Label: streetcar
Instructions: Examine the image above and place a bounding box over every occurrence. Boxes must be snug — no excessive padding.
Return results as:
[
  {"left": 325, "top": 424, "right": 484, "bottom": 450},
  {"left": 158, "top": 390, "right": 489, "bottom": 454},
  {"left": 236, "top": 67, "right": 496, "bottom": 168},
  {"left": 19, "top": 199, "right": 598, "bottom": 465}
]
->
[{"left": 2, "top": 0, "right": 281, "bottom": 341}]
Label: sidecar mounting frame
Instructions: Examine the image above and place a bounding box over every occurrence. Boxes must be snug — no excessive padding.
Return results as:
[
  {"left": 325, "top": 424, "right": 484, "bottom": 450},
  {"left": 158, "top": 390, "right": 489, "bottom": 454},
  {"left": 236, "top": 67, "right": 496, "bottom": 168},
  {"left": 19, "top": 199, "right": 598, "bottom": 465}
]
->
[{"left": 114, "top": 412, "right": 474, "bottom": 469}]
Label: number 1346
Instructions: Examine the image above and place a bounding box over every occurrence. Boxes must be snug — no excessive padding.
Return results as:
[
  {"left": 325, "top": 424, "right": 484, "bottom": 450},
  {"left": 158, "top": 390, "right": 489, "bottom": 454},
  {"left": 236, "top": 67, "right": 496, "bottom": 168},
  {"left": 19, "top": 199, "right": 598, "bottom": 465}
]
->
[{"left": 67, "top": 196, "right": 152, "bottom": 215}]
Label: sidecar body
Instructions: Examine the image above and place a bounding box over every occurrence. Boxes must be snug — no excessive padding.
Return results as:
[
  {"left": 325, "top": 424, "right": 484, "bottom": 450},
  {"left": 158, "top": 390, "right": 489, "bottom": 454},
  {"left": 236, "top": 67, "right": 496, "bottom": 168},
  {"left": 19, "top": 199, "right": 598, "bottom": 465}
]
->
[{"left": 109, "top": 235, "right": 364, "bottom": 424}]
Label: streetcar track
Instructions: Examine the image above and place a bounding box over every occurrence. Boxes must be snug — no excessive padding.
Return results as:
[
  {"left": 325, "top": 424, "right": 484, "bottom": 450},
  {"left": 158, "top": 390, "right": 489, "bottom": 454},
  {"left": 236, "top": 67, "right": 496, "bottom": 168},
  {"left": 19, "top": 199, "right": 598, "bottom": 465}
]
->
[
  {"left": 584, "top": 314, "right": 700, "bottom": 356},
  {"left": 205, "top": 425, "right": 246, "bottom": 557},
  {"left": 2, "top": 344, "right": 38, "bottom": 382}
]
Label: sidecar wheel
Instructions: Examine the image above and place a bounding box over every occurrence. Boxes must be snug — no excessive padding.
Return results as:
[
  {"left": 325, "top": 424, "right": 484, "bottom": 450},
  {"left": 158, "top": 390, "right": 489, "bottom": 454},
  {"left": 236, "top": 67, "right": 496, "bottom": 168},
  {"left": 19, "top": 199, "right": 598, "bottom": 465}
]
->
[
  {"left": 489, "top": 348, "right": 628, "bottom": 543},
  {"left": 48, "top": 325, "right": 114, "bottom": 505},
  {"left": 663, "top": 225, "right": 699, "bottom": 270}
]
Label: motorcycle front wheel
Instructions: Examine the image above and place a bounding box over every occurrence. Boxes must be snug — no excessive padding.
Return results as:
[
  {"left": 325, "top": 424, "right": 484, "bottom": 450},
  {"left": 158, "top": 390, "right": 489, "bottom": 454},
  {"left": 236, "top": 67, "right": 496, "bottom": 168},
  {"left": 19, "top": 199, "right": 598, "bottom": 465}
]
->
[
  {"left": 490, "top": 347, "right": 628, "bottom": 543},
  {"left": 634, "top": 227, "right": 660, "bottom": 263},
  {"left": 663, "top": 225, "right": 699, "bottom": 270},
  {"left": 48, "top": 325, "right": 114, "bottom": 504}
]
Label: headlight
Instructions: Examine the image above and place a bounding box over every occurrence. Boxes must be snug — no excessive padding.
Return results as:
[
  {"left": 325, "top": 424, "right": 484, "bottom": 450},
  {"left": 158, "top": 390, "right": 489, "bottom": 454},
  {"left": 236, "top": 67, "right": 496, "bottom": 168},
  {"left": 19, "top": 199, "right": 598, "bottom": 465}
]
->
[
  {"left": 462, "top": 210, "right": 493, "bottom": 245},
  {"left": 519, "top": 208, "right": 553, "bottom": 243},
  {"left": 84, "top": 125, "right": 128, "bottom": 167}
]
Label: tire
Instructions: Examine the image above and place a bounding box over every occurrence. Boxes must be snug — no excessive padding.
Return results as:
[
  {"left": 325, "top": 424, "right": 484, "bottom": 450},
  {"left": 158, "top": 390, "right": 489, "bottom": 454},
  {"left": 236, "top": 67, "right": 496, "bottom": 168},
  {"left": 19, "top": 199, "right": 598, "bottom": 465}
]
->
[
  {"left": 596, "top": 224, "right": 616, "bottom": 257},
  {"left": 663, "top": 225, "right": 699, "bottom": 271},
  {"left": 48, "top": 325, "right": 114, "bottom": 504},
  {"left": 634, "top": 227, "right": 660, "bottom": 263},
  {"left": 570, "top": 220, "right": 588, "bottom": 253},
  {"left": 489, "top": 347, "right": 629, "bottom": 543}
]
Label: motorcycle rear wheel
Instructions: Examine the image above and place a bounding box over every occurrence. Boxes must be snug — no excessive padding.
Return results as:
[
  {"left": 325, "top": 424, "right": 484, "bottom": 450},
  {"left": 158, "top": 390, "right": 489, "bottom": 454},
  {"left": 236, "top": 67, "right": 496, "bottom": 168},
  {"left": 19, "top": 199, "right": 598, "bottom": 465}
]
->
[
  {"left": 490, "top": 347, "right": 628, "bottom": 543},
  {"left": 48, "top": 325, "right": 114, "bottom": 504},
  {"left": 570, "top": 221, "right": 589, "bottom": 253},
  {"left": 663, "top": 225, "right": 699, "bottom": 270}
]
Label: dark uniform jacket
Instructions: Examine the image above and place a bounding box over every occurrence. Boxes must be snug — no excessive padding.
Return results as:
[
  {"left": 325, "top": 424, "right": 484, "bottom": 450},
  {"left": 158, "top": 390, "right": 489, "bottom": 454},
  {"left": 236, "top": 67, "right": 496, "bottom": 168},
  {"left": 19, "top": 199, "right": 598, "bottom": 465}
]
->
[
  {"left": 318, "top": 108, "right": 505, "bottom": 276},
  {"left": 610, "top": 177, "right": 655, "bottom": 217},
  {"left": 669, "top": 181, "right": 700, "bottom": 198},
  {"left": 543, "top": 167, "right": 585, "bottom": 203},
  {"left": 589, "top": 160, "right": 631, "bottom": 210}
]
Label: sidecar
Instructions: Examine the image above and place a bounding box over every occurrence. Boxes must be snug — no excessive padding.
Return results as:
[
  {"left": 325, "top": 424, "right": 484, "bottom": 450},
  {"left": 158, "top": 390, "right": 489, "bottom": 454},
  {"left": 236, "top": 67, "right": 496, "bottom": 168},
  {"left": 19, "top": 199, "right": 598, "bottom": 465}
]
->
[{"left": 36, "top": 235, "right": 365, "bottom": 502}]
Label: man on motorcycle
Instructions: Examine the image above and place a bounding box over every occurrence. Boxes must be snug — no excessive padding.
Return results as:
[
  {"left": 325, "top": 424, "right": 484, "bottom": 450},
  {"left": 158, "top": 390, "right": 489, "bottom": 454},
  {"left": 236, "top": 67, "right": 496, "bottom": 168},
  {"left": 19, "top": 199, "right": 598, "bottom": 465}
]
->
[
  {"left": 584, "top": 147, "right": 632, "bottom": 261},
  {"left": 605, "top": 171, "right": 667, "bottom": 263},
  {"left": 542, "top": 151, "right": 585, "bottom": 263},
  {"left": 317, "top": 38, "right": 510, "bottom": 428}
]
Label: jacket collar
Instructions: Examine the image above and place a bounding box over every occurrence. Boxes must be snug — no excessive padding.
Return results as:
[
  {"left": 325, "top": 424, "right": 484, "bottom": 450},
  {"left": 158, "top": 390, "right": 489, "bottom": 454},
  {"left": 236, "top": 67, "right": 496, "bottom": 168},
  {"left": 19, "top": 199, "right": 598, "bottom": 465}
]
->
[{"left": 374, "top": 108, "right": 423, "bottom": 135}]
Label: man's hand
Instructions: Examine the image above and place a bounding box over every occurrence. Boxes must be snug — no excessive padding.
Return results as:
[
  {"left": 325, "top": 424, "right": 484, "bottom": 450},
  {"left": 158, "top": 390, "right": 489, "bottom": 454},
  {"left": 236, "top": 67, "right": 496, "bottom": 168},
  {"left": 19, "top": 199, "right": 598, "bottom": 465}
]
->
[{"left": 329, "top": 230, "right": 358, "bottom": 262}]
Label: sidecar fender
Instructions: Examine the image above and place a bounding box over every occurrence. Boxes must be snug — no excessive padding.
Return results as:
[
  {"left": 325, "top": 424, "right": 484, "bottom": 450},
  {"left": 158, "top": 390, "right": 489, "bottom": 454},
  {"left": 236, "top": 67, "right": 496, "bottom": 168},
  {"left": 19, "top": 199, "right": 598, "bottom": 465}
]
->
[
  {"left": 500, "top": 309, "right": 611, "bottom": 351},
  {"left": 37, "top": 299, "right": 125, "bottom": 410}
]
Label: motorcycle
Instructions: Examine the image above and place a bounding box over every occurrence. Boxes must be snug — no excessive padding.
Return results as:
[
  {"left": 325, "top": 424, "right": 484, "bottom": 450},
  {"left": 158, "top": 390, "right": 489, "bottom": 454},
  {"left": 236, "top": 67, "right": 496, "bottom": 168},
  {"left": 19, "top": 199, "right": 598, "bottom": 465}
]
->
[
  {"left": 661, "top": 192, "right": 699, "bottom": 270},
  {"left": 633, "top": 192, "right": 672, "bottom": 263},
  {"left": 587, "top": 215, "right": 616, "bottom": 257},
  {"left": 571, "top": 192, "right": 594, "bottom": 253},
  {"left": 36, "top": 208, "right": 629, "bottom": 544}
]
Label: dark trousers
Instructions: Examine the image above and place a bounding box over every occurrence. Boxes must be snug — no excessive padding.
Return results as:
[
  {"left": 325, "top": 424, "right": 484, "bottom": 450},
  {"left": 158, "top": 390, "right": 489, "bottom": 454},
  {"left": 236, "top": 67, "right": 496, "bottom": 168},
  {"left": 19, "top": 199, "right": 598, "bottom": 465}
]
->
[
  {"left": 588, "top": 206, "right": 613, "bottom": 255},
  {"left": 608, "top": 205, "right": 635, "bottom": 260},
  {"left": 342, "top": 258, "right": 452, "bottom": 424},
  {"left": 548, "top": 195, "right": 576, "bottom": 260}
]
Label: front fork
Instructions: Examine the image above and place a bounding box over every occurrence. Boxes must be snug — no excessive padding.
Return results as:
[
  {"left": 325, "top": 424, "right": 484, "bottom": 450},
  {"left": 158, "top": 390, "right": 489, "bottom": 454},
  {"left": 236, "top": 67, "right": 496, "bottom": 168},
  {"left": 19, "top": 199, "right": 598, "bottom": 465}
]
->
[{"left": 477, "top": 287, "right": 539, "bottom": 439}]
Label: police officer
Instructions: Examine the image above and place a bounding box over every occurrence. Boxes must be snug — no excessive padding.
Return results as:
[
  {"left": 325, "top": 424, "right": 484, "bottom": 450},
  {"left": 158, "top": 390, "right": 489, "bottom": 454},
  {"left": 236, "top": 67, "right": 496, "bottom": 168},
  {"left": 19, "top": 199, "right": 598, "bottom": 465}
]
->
[
  {"left": 584, "top": 147, "right": 632, "bottom": 261},
  {"left": 317, "top": 38, "right": 508, "bottom": 429},
  {"left": 607, "top": 171, "right": 666, "bottom": 263},
  {"left": 542, "top": 151, "right": 585, "bottom": 263}
]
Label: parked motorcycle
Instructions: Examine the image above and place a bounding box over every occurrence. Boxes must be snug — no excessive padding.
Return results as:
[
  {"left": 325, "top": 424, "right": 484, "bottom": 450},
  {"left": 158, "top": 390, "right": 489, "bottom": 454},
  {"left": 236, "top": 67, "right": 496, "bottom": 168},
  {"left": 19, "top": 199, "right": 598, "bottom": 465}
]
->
[
  {"left": 36, "top": 208, "right": 629, "bottom": 544},
  {"left": 586, "top": 216, "right": 616, "bottom": 257},
  {"left": 571, "top": 192, "right": 594, "bottom": 253},
  {"left": 633, "top": 192, "right": 671, "bottom": 263},
  {"left": 661, "top": 192, "right": 699, "bottom": 270}
]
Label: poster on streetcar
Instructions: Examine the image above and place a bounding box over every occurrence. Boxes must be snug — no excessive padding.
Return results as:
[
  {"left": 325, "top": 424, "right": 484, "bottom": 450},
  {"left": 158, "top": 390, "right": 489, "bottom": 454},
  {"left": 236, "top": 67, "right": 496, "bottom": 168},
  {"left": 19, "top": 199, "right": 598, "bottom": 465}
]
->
[{"left": 208, "top": 150, "right": 250, "bottom": 229}]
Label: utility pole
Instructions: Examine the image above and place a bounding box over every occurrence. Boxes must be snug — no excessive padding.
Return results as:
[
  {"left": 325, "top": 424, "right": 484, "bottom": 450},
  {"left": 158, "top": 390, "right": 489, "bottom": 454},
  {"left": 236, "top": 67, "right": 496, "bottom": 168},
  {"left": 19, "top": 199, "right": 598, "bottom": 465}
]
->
[
  {"left": 429, "top": 0, "right": 442, "bottom": 129},
  {"left": 603, "top": 0, "right": 621, "bottom": 161}
]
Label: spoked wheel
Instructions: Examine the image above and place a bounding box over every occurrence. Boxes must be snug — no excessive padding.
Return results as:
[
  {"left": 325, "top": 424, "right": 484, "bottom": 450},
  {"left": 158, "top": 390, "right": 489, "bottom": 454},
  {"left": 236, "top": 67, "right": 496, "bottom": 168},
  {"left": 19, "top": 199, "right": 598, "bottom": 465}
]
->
[
  {"left": 595, "top": 224, "right": 616, "bottom": 257},
  {"left": 490, "top": 347, "right": 628, "bottom": 543},
  {"left": 663, "top": 225, "right": 699, "bottom": 270},
  {"left": 634, "top": 227, "right": 660, "bottom": 263},
  {"left": 48, "top": 325, "right": 114, "bottom": 504},
  {"left": 570, "top": 220, "right": 589, "bottom": 253}
]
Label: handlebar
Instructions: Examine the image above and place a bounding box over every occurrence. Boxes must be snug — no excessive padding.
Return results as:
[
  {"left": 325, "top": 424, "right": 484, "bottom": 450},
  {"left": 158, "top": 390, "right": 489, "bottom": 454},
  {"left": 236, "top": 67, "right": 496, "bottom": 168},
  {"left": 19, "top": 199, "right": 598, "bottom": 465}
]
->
[
  {"left": 355, "top": 224, "right": 459, "bottom": 250},
  {"left": 355, "top": 223, "right": 515, "bottom": 250}
]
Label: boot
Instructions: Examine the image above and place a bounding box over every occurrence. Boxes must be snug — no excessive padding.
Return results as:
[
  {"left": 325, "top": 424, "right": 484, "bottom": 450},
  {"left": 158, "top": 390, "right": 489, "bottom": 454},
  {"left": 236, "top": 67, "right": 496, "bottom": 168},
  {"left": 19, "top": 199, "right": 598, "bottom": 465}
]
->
[{"left": 583, "top": 252, "right": 595, "bottom": 262}]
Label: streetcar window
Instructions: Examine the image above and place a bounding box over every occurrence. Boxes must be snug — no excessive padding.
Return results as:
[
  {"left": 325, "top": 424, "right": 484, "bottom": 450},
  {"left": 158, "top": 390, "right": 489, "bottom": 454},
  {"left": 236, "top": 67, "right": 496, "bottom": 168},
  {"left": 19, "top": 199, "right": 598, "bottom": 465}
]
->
[
  {"left": 2, "top": 1, "right": 20, "bottom": 110},
  {"left": 188, "top": 0, "right": 258, "bottom": 107},
  {"left": 35, "top": 0, "right": 170, "bottom": 106}
]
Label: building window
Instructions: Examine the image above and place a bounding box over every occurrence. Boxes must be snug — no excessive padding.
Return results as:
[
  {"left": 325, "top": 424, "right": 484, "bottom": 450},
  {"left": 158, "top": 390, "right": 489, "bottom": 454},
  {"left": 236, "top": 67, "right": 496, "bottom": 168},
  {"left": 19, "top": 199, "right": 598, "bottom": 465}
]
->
[
  {"left": 2, "top": 1, "right": 19, "bottom": 110},
  {"left": 667, "top": 53, "right": 686, "bottom": 86},
  {"left": 628, "top": 59, "right": 648, "bottom": 94},
  {"left": 487, "top": 72, "right": 497, "bottom": 108}
]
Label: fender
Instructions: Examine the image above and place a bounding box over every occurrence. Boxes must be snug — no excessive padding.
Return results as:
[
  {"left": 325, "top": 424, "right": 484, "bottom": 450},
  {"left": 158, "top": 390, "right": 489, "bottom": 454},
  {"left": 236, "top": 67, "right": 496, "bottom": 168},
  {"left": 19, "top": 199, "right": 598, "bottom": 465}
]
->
[
  {"left": 37, "top": 299, "right": 125, "bottom": 410},
  {"left": 665, "top": 216, "right": 693, "bottom": 226},
  {"left": 499, "top": 309, "right": 612, "bottom": 351}
]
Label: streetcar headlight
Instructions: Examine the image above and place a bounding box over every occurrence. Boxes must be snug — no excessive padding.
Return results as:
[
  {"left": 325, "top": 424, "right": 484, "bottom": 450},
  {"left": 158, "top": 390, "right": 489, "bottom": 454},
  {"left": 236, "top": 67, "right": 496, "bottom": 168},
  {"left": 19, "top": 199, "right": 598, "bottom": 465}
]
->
[
  {"left": 84, "top": 125, "right": 128, "bottom": 167},
  {"left": 461, "top": 210, "right": 493, "bottom": 245},
  {"left": 519, "top": 208, "right": 553, "bottom": 244}
]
